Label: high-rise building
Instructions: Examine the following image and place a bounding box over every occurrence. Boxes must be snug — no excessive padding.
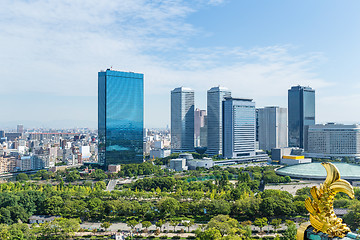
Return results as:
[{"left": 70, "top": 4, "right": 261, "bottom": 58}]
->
[
  {"left": 98, "top": 69, "right": 144, "bottom": 166},
  {"left": 171, "top": 87, "right": 195, "bottom": 152},
  {"left": 0, "top": 130, "right": 5, "bottom": 138},
  {"left": 194, "top": 108, "right": 207, "bottom": 147},
  {"left": 17, "top": 124, "right": 24, "bottom": 134},
  {"left": 288, "top": 86, "right": 315, "bottom": 149},
  {"left": 200, "top": 116, "right": 208, "bottom": 147},
  {"left": 222, "top": 97, "right": 256, "bottom": 159},
  {"left": 207, "top": 86, "right": 231, "bottom": 156},
  {"left": 258, "top": 106, "right": 288, "bottom": 151}
]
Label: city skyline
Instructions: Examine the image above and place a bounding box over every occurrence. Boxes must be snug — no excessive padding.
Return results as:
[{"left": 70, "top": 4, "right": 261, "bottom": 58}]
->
[{"left": 2, "top": 1, "right": 360, "bottom": 128}]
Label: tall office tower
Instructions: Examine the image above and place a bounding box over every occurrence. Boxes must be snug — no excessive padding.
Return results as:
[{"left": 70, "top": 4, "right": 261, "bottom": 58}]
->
[
  {"left": 288, "top": 86, "right": 315, "bottom": 149},
  {"left": 171, "top": 87, "right": 195, "bottom": 153},
  {"left": 98, "top": 69, "right": 144, "bottom": 166},
  {"left": 207, "top": 86, "right": 231, "bottom": 156},
  {"left": 0, "top": 130, "right": 4, "bottom": 138},
  {"left": 258, "top": 106, "right": 288, "bottom": 151},
  {"left": 223, "top": 97, "right": 256, "bottom": 159},
  {"left": 200, "top": 116, "right": 208, "bottom": 147},
  {"left": 194, "top": 108, "right": 207, "bottom": 147},
  {"left": 17, "top": 124, "right": 24, "bottom": 134}
]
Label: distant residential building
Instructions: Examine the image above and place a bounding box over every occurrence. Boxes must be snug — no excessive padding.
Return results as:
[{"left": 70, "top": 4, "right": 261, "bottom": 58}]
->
[
  {"left": 171, "top": 87, "right": 195, "bottom": 153},
  {"left": 5, "top": 133, "right": 22, "bottom": 141},
  {"left": 0, "top": 157, "right": 16, "bottom": 174},
  {"left": 307, "top": 123, "right": 360, "bottom": 158},
  {"left": 258, "top": 106, "right": 288, "bottom": 151},
  {"left": 98, "top": 69, "right": 144, "bottom": 166},
  {"left": 194, "top": 108, "right": 207, "bottom": 147},
  {"left": 169, "top": 158, "right": 188, "bottom": 171},
  {"left": 207, "top": 86, "right": 231, "bottom": 156},
  {"left": 288, "top": 85, "right": 315, "bottom": 149},
  {"left": 222, "top": 97, "right": 256, "bottom": 159}
]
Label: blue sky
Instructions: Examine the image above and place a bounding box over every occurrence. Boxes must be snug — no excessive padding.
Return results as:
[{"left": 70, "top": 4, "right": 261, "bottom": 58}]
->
[{"left": 0, "top": 0, "right": 360, "bottom": 129}]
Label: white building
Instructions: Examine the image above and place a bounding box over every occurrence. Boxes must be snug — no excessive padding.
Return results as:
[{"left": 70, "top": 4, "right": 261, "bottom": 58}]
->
[
  {"left": 307, "top": 123, "right": 360, "bottom": 158},
  {"left": 169, "top": 158, "right": 188, "bottom": 171},
  {"left": 149, "top": 149, "right": 171, "bottom": 159},
  {"left": 258, "top": 106, "right": 288, "bottom": 151},
  {"left": 171, "top": 87, "right": 195, "bottom": 153},
  {"left": 223, "top": 97, "right": 256, "bottom": 159},
  {"left": 187, "top": 158, "right": 214, "bottom": 170},
  {"left": 207, "top": 86, "right": 231, "bottom": 156}
]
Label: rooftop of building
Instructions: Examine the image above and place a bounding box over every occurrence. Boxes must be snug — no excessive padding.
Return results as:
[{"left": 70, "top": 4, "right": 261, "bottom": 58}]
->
[
  {"left": 208, "top": 86, "right": 230, "bottom": 92},
  {"left": 224, "top": 97, "right": 253, "bottom": 102},
  {"left": 171, "top": 87, "right": 194, "bottom": 92},
  {"left": 309, "top": 123, "right": 360, "bottom": 129},
  {"left": 289, "top": 85, "right": 315, "bottom": 91}
]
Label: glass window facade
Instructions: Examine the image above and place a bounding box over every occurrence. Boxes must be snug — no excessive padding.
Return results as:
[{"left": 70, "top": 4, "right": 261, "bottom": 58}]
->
[
  {"left": 222, "top": 97, "right": 256, "bottom": 159},
  {"left": 98, "top": 70, "right": 144, "bottom": 166},
  {"left": 288, "top": 86, "right": 315, "bottom": 149}
]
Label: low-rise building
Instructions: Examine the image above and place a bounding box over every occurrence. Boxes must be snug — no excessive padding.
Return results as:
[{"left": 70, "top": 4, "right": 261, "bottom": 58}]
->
[
  {"left": 187, "top": 158, "right": 214, "bottom": 170},
  {"left": 169, "top": 158, "right": 188, "bottom": 171},
  {"left": 307, "top": 123, "right": 360, "bottom": 159}
]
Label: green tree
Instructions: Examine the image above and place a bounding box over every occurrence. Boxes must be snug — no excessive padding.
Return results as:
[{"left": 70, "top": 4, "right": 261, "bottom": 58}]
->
[
  {"left": 94, "top": 181, "right": 106, "bottom": 190},
  {"left": 65, "top": 171, "right": 80, "bottom": 182},
  {"left": 206, "top": 215, "right": 240, "bottom": 237},
  {"left": 0, "top": 224, "right": 10, "bottom": 240},
  {"left": 36, "top": 218, "right": 80, "bottom": 240},
  {"left": 344, "top": 201, "right": 360, "bottom": 230},
  {"left": 281, "top": 220, "right": 296, "bottom": 240},
  {"left": 100, "top": 222, "right": 112, "bottom": 231},
  {"left": 271, "top": 219, "right": 282, "bottom": 233},
  {"left": 170, "top": 219, "right": 180, "bottom": 232},
  {"left": 183, "top": 219, "right": 195, "bottom": 232},
  {"left": 142, "top": 221, "right": 152, "bottom": 234},
  {"left": 127, "top": 219, "right": 139, "bottom": 235},
  {"left": 254, "top": 217, "right": 268, "bottom": 233},
  {"left": 158, "top": 197, "right": 179, "bottom": 217},
  {"left": 16, "top": 173, "right": 29, "bottom": 181},
  {"left": 155, "top": 219, "right": 165, "bottom": 232}
]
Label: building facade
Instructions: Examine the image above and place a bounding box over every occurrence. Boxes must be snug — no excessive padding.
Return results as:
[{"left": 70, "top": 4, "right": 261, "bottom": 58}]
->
[
  {"left": 207, "top": 86, "right": 231, "bottom": 156},
  {"left": 222, "top": 97, "right": 256, "bottom": 159},
  {"left": 258, "top": 106, "right": 288, "bottom": 151},
  {"left": 171, "top": 87, "right": 195, "bottom": 153},
  {"left": 307, "top": 123, "right": 360, "bottom": 158},
  {"left": 288, "top": 86, "right": 315, "bottom": 149},
  {"left": 194, "top": 108, "right": 207, "bottom": 147},
  {"left": 98, "top": 69, "right": 144, "bottom": 166}
]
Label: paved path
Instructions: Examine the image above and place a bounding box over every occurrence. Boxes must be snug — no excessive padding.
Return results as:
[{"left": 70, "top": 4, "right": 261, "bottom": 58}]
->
[
  {"left": 80, "top": 221, "right": 202, "bottom": 232},
  {"left": 106, "top": 179, "right": 118, "bottom": 191}
]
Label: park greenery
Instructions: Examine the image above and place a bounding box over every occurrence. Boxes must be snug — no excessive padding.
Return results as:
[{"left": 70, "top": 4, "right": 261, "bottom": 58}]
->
[{"left": 1, "top": 160, "right": 360, "bottom": 239}]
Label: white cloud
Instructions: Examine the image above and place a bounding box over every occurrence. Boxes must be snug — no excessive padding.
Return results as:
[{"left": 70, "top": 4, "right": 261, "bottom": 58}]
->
[{"left": 0, "top": 0, "right": 333, "bottom": 127}]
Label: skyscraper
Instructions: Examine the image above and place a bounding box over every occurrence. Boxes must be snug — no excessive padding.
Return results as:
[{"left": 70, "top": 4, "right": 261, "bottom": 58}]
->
[
  {"left": 207, "top": 86, "right": 231, "bottom": 156},
  {"left": 258, "top": 106, "right": 288, "bottom": 151},
  {"left": 98, "top": 69, "right": 144, "bottom": 166},
  {"left": 194, "top": 108, "right": 206, "bottom": 147},
  {"left": 17, "top": 124, "right": 24, "bottom": 134},
  {"left": 222, "top": 97, "right": 256, "bottom": 159},
  {"left": 288, "top": 86, "right": 315, "bottom": 149},
  {"left": 171, "top": 87, "right": 195, "bottom": 153}
]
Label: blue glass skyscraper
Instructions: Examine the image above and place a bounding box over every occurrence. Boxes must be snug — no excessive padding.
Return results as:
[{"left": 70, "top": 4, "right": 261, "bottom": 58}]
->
[
  {"left": 98, "top": 69, "right": 144, "bottom": 166},
  {"left": 288, "top": 85, "right": 315, "bottom": 149}
]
